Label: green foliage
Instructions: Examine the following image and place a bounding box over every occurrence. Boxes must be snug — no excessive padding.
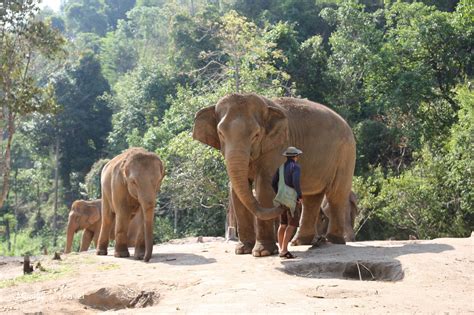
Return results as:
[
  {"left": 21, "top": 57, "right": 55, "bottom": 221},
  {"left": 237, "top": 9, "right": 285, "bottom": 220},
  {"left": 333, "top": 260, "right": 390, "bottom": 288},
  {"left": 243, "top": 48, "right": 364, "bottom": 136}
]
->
[
  {"left": 153, "top": 216, "right": 177, "bottom": 243},
  {"left": 321, "top": 1, "right": 384, "bottom": 120},
  {"left": 0, "top": 229, "right": 44, "bottom": 256},
  {"left": 82, "top": 158, "right": 110, "bottom": 199},
  {"left": 3, "top": 0, "right": 472, "bottom": 248},
  {"left": 157, "top": 132, "right": 228, "bottom": 237},
  {"left": 106, "top": 62, "right": 177, "bottom": 153},
  {"left": 99, "top": 20, "right": 138, "bottom": 84},
  {"left": 64, "top": 0, "right": 108, "bottom": 36},
  {"left": 354, "top": 85, "right": 473, "bottom": 240}
]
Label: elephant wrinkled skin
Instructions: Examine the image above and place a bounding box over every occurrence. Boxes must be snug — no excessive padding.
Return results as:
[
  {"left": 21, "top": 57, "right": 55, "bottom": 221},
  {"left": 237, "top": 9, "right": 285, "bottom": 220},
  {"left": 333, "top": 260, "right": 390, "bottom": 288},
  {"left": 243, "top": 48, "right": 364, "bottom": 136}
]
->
[
  {"left": 97, "top": 147, "right": 164, "bottom": 262},
  {"left": 64, "top": 199, "right": 144, "bottom": 254},
  {"left": 193, "top": 93, "right": 356, "bottom": 256}
]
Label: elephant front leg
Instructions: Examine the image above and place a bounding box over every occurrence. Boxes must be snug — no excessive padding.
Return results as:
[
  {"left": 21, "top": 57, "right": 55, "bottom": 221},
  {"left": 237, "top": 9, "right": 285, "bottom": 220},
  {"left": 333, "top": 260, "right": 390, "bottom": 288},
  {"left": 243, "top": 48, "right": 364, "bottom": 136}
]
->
[
  {"left": 292, "top": 193, "right": 324, "bottom": 245},
  {"left": 133, "top": 211, "right": 145, "bottom": 260},
  {"left": 231, "top": 188, "right": 256, "bottom": 255},
  {"left": 253, "top": 219, "right": 278, "bottom": 256},
  {"left": 114, "top": 210, "right": 131, "bottom": 258},
  {"left": 253, "top": 179, "right": 278, "bottom": 257},
  {"left": 80, "top": 229, "right": 94, "bottom": 252},
  {"left": 133, "top": 229, "right": 146, "bottom": 260}
]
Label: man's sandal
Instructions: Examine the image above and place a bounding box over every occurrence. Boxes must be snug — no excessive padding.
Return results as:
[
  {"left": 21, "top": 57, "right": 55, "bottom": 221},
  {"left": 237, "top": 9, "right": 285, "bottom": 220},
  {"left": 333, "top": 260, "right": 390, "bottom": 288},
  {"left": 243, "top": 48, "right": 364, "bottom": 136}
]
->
[{"left": 279, "top": 251, "right": 297, "bottom": 259}]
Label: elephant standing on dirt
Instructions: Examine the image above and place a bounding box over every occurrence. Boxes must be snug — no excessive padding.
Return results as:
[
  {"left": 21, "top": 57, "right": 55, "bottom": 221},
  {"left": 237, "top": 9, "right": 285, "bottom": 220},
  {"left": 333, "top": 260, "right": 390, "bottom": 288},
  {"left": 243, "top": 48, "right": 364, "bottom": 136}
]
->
[
  {"left": 193, "top": 93, "right": 355, "bottom": 257},
  {"left": 65, "top": 199, "right": 144, "bottom": 254},
  {"left": 97, "top": 147, "right": 165, "bottom": 262}
]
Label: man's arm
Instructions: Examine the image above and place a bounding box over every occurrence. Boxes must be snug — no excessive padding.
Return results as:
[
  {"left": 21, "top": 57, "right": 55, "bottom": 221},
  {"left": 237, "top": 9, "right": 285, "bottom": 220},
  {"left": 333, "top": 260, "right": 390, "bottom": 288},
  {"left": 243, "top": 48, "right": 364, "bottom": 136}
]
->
[
  {"left": 292, "top": 165, "right": 303, "bottom": 200},
  {"left": 272, "top": 170, "right": 279, "bottom": 194}
]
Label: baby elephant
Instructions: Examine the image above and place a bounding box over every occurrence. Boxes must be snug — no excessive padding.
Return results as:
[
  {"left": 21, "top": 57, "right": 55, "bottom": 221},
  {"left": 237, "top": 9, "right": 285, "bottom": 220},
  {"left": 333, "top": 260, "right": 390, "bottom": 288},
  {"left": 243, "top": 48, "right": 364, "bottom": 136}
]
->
[
  {"left": 97, "top": 147, "right": 164, "bottom": 262},
  {"left": 64, "top": 199, "right": 143, "bottom": 254}
]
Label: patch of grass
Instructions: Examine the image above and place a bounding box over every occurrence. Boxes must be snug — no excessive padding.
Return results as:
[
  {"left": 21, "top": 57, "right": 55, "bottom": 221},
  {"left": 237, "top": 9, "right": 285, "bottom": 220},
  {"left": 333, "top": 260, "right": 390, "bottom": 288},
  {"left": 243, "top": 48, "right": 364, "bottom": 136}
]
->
[
  {"left": 0, "top": 263, "right": 74, "bottom": 289},
  {"left": 97, "top": 263, "right": 120, "bottom": 271},
  {"left": 67, "top": 254, "right": 98, "bottom": 265}
]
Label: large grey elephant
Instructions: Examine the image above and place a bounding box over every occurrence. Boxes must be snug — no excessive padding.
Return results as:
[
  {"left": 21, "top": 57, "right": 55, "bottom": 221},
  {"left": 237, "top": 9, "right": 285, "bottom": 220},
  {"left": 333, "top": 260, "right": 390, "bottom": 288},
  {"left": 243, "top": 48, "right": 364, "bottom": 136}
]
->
[{"left": 193, "top": 93, "right": 356, "bottom": 257}]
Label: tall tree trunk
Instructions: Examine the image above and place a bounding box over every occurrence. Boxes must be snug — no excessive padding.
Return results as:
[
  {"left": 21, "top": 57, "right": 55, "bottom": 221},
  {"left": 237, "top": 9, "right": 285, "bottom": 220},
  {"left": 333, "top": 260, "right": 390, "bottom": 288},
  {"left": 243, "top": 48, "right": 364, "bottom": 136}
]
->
[
  {"left": 0, "top": 111, "right": 15, "bottom": 209},
  {"left": 53, "top": 136, "right": 60, "bottom": 247},
  {"left": 190, "top": 0, "right": 195, "bottom": 16},
  {"left": 5, "top": 217, "right": 11, "bottom": 252},
  {"left": 174, "top": 207, "right": 178, "bottom": 234}
]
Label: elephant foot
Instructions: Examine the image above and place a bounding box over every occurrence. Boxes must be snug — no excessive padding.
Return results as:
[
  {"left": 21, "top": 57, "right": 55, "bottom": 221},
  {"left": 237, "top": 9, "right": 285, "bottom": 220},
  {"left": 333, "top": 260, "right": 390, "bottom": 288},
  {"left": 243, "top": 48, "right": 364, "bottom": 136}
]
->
[
  {"left": 235, "top": 241, "right": 255, "bottom": 255},
  {"left": 143, "top": 253, "right": 152, "bottom": 263},
  {"left": 134, "top": 249, "right": 145, "bottom": 260},
  {"left": 326, "top": 233, "right": 346, "bottom": 245},
  {"left": 252, "top": 241, "right": 278, "bottom": 257},
  {"left": 310, "top": 235, "right": 328, "bottom": 248},
  {"left": 291, "top": 233, "right": 315, "bottom": 246},
  {"left": 114, "top": 249, "right": 130, "bottom": 258},
  {"left": 96, "top": 249, "right": 107, "bottom": 256}
]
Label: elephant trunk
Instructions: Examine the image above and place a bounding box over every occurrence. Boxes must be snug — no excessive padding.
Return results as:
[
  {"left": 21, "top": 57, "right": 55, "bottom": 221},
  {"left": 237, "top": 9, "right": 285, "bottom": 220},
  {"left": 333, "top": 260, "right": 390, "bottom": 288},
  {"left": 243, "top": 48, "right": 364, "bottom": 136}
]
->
[
  {"left": 138, "top": 193, "right": 156, "bottom": 263},
  {"left": 142, "top": 207, "right": 154, "bottom": 263},
  {"left": 65, "top": 216, "right": 75, "bottom": 254},
  {"left": 226, "top": 150, "right": 285, "bottom": 220}
]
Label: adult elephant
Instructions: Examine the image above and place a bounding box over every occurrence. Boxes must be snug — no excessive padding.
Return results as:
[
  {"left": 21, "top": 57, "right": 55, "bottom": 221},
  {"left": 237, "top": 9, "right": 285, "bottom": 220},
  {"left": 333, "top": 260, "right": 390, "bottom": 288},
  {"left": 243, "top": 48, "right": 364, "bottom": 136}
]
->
[
  {"left": 64, "top": 199, "right": 144, "bottom": 254},
  {"left": 193, "top": 93, "right": 355, "bottom": 257},
  {"left": 97, "top": 147, "right": 165, "bottom": 262},
  {"left": 313, "top": 191, "right": 358, "bottom": 243}
]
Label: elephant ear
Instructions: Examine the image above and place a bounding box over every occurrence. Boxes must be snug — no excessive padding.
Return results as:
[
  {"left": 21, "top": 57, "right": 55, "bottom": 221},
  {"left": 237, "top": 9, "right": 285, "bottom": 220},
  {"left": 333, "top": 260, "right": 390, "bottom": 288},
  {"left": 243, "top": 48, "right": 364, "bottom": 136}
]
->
[
  {"left": 77, "top": 203, "right": 100, "bottom": 225},
  {"left": 86, "top": 206, "right": 101, "bottom": 225},
  {"left": 262, "top": 104, "right": 288, "bottom": 154},
  {"left": 192, "top": 106, "right": 220, "bottom": 150}
]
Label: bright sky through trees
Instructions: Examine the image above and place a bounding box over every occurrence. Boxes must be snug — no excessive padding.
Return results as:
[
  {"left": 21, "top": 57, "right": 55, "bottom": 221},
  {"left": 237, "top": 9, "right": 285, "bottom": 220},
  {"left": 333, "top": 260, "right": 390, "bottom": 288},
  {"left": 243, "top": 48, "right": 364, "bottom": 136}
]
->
[{"left": 40, "top": 0, "right": 61, "bottom": 11}]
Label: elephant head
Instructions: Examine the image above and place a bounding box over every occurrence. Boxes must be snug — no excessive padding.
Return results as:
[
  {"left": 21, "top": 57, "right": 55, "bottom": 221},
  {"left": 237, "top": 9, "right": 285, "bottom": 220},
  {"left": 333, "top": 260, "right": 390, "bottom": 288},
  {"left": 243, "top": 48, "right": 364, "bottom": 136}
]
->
[
  {"left": 120, "top": 150, "right": 164, "bottom": 262},
  {"left": 65, "top": 200, "right": 101, "bottom": 254},
  {"left": 193, "top": 93, "right": 288, "bottom": 220}
]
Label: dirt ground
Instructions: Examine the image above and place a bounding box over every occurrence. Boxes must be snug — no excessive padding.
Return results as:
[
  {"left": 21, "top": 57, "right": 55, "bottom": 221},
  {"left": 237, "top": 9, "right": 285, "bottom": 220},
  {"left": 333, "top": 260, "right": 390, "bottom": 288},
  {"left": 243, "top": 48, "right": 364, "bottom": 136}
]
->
[{"left": 0, "top": 234, "right": 472, "bottom": 314}]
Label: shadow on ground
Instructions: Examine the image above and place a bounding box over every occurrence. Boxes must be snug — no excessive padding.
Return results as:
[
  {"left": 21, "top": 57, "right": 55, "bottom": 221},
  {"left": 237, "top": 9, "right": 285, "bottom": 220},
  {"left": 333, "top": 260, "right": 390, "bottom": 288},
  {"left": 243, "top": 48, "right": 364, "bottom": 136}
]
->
[
  {"left": 148, "top": 252, "right": 216, "bottom": 266},
  {"left": 278, "top": 242, "right": 454, "bottom": 282}
]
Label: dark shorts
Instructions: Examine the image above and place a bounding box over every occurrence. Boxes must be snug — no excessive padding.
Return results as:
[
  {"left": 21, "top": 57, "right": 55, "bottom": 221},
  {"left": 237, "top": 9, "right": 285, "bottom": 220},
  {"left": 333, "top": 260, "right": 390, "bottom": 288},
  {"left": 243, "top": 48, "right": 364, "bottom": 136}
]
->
[{"left": 280, "top": 202, "right": 302, "bottom": 227}]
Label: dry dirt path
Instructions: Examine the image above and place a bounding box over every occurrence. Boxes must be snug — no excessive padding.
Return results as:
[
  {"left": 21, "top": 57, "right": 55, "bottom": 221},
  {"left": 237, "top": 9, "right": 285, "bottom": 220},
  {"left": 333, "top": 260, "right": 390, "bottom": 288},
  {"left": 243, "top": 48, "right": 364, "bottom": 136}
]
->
[{"left": 0, "top": 235, "right": 472, "bottom": 314}]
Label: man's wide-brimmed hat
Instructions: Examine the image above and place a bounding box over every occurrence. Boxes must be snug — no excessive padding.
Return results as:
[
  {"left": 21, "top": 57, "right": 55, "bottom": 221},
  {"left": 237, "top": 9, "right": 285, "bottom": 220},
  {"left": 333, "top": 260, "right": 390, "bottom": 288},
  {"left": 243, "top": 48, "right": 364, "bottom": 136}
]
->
[{"left": 282, "top": 146, "right": 303, "bottom": 157}]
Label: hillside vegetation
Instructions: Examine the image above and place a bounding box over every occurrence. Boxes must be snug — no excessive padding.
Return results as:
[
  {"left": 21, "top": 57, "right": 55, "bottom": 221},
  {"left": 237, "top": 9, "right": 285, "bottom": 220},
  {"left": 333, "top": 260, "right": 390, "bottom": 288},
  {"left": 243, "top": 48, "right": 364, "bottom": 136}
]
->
[{"left": 0, "top": 0, "right": 472, "bottom": 256}]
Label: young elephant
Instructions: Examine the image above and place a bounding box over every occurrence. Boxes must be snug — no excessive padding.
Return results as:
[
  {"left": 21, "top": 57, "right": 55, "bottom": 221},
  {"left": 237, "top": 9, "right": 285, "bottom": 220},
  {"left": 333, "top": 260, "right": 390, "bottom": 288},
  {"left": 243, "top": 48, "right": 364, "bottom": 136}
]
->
[
  {"left": 64, "top": 199, "right": 143, "bottom": 253},
  {"left": 97, "top": 147, "right": 164, "bottom": 262}
]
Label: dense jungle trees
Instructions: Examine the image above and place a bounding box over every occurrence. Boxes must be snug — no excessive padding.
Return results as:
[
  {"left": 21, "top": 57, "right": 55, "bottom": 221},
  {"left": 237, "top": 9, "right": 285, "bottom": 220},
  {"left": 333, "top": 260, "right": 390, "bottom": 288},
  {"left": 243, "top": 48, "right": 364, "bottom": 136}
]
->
[{"left": 1, "top": 0, "right": 472, "bottom": 255}]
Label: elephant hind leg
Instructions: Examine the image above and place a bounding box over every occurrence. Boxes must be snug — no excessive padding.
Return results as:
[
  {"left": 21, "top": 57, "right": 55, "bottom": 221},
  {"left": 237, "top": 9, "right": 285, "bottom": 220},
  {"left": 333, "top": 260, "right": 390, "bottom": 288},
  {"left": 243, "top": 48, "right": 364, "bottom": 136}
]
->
[
  {"left": 291, "top": 193, "right": 324, "bottom": 246},
  {"left": 324, "top": 196, "right": 351, "bottom": 244},
  {"left": 325, "top": 145, "right": 355, "bottom": 244},
  {"left": 97, "top": 197, "right": 114, "bottom": 256}
]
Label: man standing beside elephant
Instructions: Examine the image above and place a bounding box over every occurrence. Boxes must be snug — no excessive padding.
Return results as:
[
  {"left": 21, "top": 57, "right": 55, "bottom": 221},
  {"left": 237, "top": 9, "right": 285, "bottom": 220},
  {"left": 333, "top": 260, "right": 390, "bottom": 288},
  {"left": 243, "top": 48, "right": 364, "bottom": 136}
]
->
[{"left": 272, "top": 146, "right": 303, "bottom": 259}]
